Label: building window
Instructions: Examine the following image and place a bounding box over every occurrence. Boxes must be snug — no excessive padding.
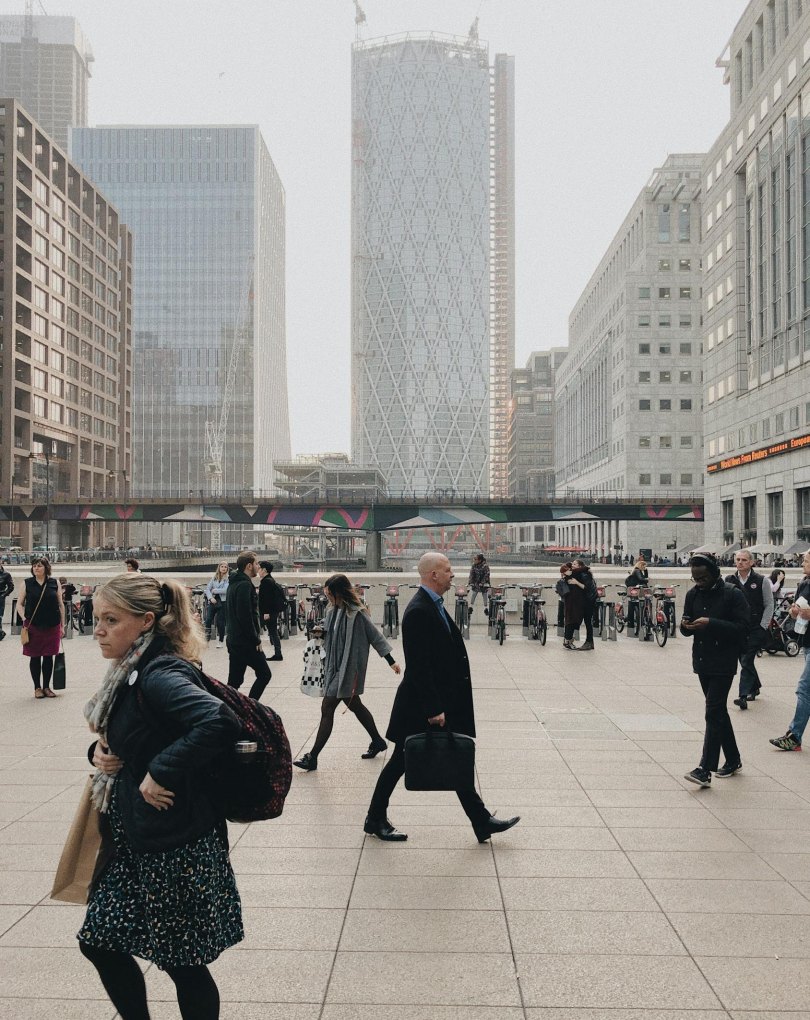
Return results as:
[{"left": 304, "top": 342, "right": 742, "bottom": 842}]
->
[
  {"left": 680, "top": 435, "right": 693, "bottom": 448},
  {"left": 658, "top": 203, "right": 671, "bottom": 242},
  {"left": 680, "top": 370, "right": 692, "bottom": 383},
  {"left": 790, "top": 405, "right": 800, "bottom": 429},
  {"left": 768, "top": 491, "right": 783, "bottom": 534},
  {"left": 680, "top": 399, "right": 692, "bottom": 411},
  {"left": 798, "top": 488, "right": 810, "bottom": 530},
  {"left": 639, "top": 343, "right": 650, "bottom": 355},
  {"left": 639, "top": 399, "right": 651, "bottom": 411},
  {"left": 659, "top": 315, "right": 671, "bottom": 328},
  {"left": 639, "top": 473, "right": 651, "bottom": 486},
  {"left": 763, "top": 418, "right": 771, "bottom": 439},
  {"left": 660, "top": 399, "right": 671, "bottom": 411},
  {"left": 679, "top": 286, "right": 692, "bottom": 299},
  {"left": 659, "top": 436, "right": 672, "bottom": 448},
  {"left": 638, "top": 286, "right": 650, "bottom": 299},
  {"left": 639, "top": 436, "right": 651, "bottom": 448},
  {"left": 679, "top": 315, "right": 692, "bottom": 328},
  {"left": 678, "top": 203, "right": 690, "bottom": 242},
  {"left": 775, "top": 412, "right": 785, "bottom": 433},
  {"left": 659, "top": 287, "right": 671, "bottom": 299},
  {"left": 659, "top": 370, "right": 671, "bottom": 383},
  {"left": 680, "top": 473, "right": 693, "bottom": 485},
  {"left": 679, "top": 258, "right": 691, "bottom": 271},
  {"left": 638, "top": 371, "right": 651, "bottom": 383},
  {"left": 638, "top": 314, "right": 651, "bottom": 327},
  {"left": 722, "top": 499, "right": 734, "bottom": 538},
  {"left": 660, "top": 473, "right": 672, "bottom": 486},
  {"left": 679, "top": 342, "right": 692, "bottom": 355},
  {"left": 658, "top": 259, "right": 671, "bottom": 271},
  {"left": 659, "top": 343, "right": 671, "bottom": 354}
]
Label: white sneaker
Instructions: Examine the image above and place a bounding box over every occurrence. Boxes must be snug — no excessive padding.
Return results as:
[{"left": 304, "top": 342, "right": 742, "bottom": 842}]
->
[{"left": 216, "top": 642, "right": 223, "bottom": 649}]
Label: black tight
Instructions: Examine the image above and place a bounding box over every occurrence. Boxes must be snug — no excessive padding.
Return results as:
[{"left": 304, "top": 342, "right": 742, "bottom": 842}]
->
[
  {"left": 79, "top": 942, "right": 220, "bottom": 1020},
  {"left": 29, "top": 655, "right": 53, "bottom": 689},
  {"left": 310, "top": 694, "right": 384, "bottom": 758}
]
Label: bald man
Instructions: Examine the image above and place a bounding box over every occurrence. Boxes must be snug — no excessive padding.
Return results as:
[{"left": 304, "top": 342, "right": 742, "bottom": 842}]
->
[{"left": 364, "top": 553, "right": 519, "bottom": 843}]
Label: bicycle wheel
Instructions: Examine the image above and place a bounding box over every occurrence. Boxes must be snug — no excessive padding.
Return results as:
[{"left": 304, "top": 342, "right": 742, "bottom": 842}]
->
[
  {"left": 497, "top": 614, "right": 505, "bottom": 645},
  {"left": 667, "top": 605, "right": 677, "bottom": 637},
  {"left": 382, "top": 602, "right": 391, "bottom": 637},
  {"left": 615, "top": 607, "right": 625, "bottom": 633},
  {"left": 297, "top": 605, "right": 306, "bottom": 632},
  {"left": 643, "top": 608, "right": 652, "bottom": 641},
  {"left": 461, "top": 604, "right": 469, "bottom": 637},
  {"left": 538, "top": 616, "right": 547, "bottom": 645},
  {"left": 392, "top": 602, "right": 399, "bottom": 639},
  {"left": 455, "top": 603, "right": 464, "bottom": 631},
  {"left": 655, "top": 618, "right": 668, "bottom": 647},
  {"left": 279, "top": 613, "right": 288, "bottom": 640}
]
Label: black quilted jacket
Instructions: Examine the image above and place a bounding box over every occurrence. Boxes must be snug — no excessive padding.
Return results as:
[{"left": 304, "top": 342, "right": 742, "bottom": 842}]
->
[{"left": 89, "top": 642, "right": 240, "bottom": 852}]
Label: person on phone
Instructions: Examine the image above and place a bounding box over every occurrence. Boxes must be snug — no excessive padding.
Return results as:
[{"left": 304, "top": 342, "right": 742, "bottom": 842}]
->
[
  {"left": 680, "top": 553, "right": 749, "bottom": 787},
  {"left": 769, "top": 549, "right": 810, "bottom": 751}
]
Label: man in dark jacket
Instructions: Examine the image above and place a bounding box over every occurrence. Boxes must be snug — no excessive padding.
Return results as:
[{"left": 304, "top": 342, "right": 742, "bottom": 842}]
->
[
  {"left": 681, "top": 553, "right": 749, "bottom": 787},
  {"left": 770, "top": 549, "right": 810, "bottom": 751},
  {"left": 0, "top": 566, "right": 14, "bottom": 639},
  {"left": 364, "top": 552, "right": 519, "bottom": 843},
  {"left": 257, "top": 561, "right": 285, "bottom": 662},
  {"left": 725, "top": 549, "right": 774, "bottom": 709},
  {"left": 225, "top": 551, "right": 272, "bottom": 700},
  {"left": 468, "top": 553, "right": 491, "bottom": 615}
]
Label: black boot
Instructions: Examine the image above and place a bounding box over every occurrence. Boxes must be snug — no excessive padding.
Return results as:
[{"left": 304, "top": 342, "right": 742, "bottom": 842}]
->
[{"left": 293, "top": 752, "right": 318, "bottom": 771}]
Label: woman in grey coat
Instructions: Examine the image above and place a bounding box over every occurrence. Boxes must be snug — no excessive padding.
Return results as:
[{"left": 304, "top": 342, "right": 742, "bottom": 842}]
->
[{"left": 294, "top": 574, "right": 401, "bottom": 771}]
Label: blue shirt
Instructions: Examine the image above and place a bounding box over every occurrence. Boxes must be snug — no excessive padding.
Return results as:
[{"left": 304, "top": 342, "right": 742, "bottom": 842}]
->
[{"left": 421, "top": 584, "right": 451, "bottom": 632}]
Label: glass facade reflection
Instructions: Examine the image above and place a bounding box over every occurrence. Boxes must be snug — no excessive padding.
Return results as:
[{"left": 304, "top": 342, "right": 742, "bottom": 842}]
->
[
  {"left": 70, "top": 126, "right": 289, "bottom": 501},
  {"left": 351, "top": 33, "right": 491, "bottom": 496}
]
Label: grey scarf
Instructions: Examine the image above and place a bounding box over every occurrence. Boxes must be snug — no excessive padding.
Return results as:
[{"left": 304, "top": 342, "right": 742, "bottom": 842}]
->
[{"left": 84, "top": 632, "right": 155, "bottom": 812}]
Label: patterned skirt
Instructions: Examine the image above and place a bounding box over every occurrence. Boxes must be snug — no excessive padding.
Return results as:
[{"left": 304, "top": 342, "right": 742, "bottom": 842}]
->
[{"left": 77, "top": 788, "right": 243, "bottom": 969}]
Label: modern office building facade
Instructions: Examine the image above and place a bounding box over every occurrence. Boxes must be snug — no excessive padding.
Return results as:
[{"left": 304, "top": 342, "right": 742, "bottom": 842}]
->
[
  {"left": 71, "top": 126, "right": 290, "bottom": 518},
  {"left": 554, "top": 155, "right": 706, "bottom": 560},
  {"left": 351, "top": 31, "right": 513, "bottom": 497},
  {"left": 0, "top": 15, "right": 92, "bottom": 151},
  {"left": 508, "top": 347, "right": 567, "bottom": 499},
  {"left": 0, "top": 98, "right": 131, "bottom": 549},
  {"left": 703, "top": 0, "right": 810, "bottom": 555}
]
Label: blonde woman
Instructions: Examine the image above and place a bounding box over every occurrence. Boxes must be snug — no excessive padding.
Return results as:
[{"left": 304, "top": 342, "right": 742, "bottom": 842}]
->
[
  {"left": 78, "top": 574, "right": 243, "bottom": 1020},
  {"left": 204, "top": 561, "right": 229, "bottom": 647},
  {"left": 294, "top": 573, "right": 400, "bottom": 771}
]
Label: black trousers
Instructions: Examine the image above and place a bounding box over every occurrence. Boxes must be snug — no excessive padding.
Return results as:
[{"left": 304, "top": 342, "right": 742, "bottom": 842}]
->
[
  {"left": 368, "top": 741, "right": 490, "bottom": 832},
  {"left": 698, "top": 673, "right": 740, "bottom": 771},
  {"left": 264, "top": 614, "right": 281, "bottom": 657},
  {"left": 738, "top": 627, "right": 766, "bottom": 698},
  {"left": 226, "top": 642, "right": 271, "bottom": 700}
]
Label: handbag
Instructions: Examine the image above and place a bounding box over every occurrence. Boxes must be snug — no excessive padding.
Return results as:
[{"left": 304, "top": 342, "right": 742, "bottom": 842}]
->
[
  {"left": 300, "top": 638, "right": 326, "bottom": 698},
  {"left": 404, "top": 729, "right": 476, "bottom": 791},
  {"left": 52, "top": 644, "right": 67, "bottom": 690},
  {"left": 51, "top": 777, "right": 106, "bottom": 904},
  {"left": 20, "top": 582, "right": 47, "bottom": 646}
]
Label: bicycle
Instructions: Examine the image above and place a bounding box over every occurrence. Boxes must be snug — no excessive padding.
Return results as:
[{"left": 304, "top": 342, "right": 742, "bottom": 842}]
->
[
  {"left": 488, "top": 585, "right": 515, "bottom": 645},
  {"left": 279, "top": 585, "right": 300, "bottom": 639},
  {"left": 303, "top": 585, "right": 329, "bottom": 639},
  {"left": 357, "top": 583, "right": 374, "bottom": 607},
  {"left": 592, "top": 584, "right": 607, "bottom": 638},
  {"left": 614, "top": 586, "right": 627, "bottom": 633},
  {"left": 650, "top": 588, "right": 670, "bottom": 647},
  {"left": 526, "top": 585, "right": 547, "bottom": 644},
  {"left": 626, "top": 585, "right": 642, "bottom": 636},
  {"left": 453, "top": 584, "right": 471, "bottom": 640},
  {"left": 654, "top": 584, "right": 679, "bottom": 637},
  {"left": 382, "top": 583, "right": 407, "bottom": 639},
  {"left": 638, "top": 587, "right": 655, "bottom": 642}
]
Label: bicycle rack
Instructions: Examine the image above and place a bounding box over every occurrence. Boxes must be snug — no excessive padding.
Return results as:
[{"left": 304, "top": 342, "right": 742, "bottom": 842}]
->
[
  {"left": 63, "top": 604, "right": 73, "bottom": 640},
  {"left": 602, "top": 602, "right": 617, "bottom": 642},
  {"left": 10, "top": 598, "right": 21, "bottom": 635}
]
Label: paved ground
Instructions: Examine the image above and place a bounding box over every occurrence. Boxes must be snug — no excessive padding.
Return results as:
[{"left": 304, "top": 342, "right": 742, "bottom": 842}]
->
[{"left": 0, "top": 605, "right": 808, "bottom": 1019}]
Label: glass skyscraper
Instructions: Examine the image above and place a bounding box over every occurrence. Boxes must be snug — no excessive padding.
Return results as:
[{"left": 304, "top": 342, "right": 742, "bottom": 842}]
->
[
  {"left": 351, "top": 32, "right": 494, "bottom": 496},
  {"left": 71, "top": 126, "right": 290, "bottom": 505}
]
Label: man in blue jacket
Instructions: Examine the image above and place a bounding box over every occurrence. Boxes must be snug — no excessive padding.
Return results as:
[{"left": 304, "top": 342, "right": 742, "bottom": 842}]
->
[{"left": 681, "top": 553, "right": 749, "bottom": 787}]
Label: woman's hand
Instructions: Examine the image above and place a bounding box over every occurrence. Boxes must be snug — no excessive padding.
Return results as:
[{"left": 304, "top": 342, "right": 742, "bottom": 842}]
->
[
  {"left": 390, "top": 662, "right": 402, "bottom": 675},
  {"left": 139, "top": 772, "right": 175, "bottom": 811},
  {"left": 428, "top": 712, "right": 446, "bottom": 726},
  {"left": 92, "top": 744, "right": 124, "bottom": 776}
]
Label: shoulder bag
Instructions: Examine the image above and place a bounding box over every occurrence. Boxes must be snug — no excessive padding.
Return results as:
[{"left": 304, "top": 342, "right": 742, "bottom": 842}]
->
[{"left": 20, "top": 582, "right": 47, "bottom": 646}]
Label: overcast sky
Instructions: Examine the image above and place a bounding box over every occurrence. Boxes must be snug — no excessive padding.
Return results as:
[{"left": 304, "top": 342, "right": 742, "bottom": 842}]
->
[{"left": 42, "top": 0, "right": 747, "bottom": 455}]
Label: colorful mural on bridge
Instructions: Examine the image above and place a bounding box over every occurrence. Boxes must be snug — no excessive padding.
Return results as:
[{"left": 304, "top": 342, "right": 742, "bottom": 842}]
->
[{"left": 0, "top": 500, "right": 704, "bottom": 530}]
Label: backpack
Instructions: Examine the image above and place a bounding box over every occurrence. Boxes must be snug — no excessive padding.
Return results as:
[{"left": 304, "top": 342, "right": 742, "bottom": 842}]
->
[
  {"left": 269, "top": 579, "right": 286, "bottom": 614},
  {"left": 139, "top": 655, "right": 292, "bottom": 823}
]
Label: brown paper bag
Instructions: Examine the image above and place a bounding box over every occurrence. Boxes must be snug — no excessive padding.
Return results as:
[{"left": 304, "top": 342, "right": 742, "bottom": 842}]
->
[{"left": 51, "top": 777, "right": 103, "bottom": 904}]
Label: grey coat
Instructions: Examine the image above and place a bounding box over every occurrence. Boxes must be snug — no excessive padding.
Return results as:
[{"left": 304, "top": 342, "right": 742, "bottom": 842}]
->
[{"left": 323, "top": 604, "right": 392, "bottom": 699}]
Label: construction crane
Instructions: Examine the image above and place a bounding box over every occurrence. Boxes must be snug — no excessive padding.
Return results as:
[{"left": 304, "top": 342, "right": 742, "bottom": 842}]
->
[
  {"left": 204, "top": 257, "right": 254, "bottom": 499},
  {"left": 353, "top": 0, "right": 366, "bottom": 41}
]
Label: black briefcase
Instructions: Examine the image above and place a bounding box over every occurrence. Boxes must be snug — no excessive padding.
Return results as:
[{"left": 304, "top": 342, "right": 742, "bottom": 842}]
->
[
  {"left": 52, "top": 650, "right": 67, "bottom": 690},
  {"left": 403, "top": 729, "right": 475, "bottom": 791}
]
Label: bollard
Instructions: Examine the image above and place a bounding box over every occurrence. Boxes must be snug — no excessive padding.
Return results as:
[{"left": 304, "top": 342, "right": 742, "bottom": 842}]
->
[
  {"left": 605, "top": 602, "right": 617, "bottom": 641},
  {"left": 10, "top": 597, "right": 21, "bottom": 635},
  {"left": 63, "top": 603, "right": 73, "bottom": 640}
]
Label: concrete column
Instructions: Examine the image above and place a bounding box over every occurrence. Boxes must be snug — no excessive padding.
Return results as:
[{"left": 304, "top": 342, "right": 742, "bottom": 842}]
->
[{"left": 365, "top": 531, "right": 383, "bottom": 572}]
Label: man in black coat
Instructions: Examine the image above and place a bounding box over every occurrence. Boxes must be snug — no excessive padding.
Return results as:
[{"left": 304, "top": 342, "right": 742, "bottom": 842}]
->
[
  {"left": 681, "top": 553, "right": 749, "bottom": 787},
  {"left": 257, "top": 561, "right": 285, "bottom": 661},
  {"left": 225, "top": 551, "right": 272, "bottom": 700},
  {"left": 364, "top": 552, "right": 520, "bottom": 843},
  {"left": 724, "top": 549, "right": 774, "bottom": 709},
  {"left": 0, "top": 566, "right": 14, "bottom": 639}
]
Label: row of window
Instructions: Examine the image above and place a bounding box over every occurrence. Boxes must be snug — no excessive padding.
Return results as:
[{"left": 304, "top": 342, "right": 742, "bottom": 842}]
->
[
  {"left": 638, "top": 286, "right": 693, "bottom": 299},
  {"left": 639, "top": 435, "right": 694, "bottom": 449},
  {"left": 639, "top": 370, "right": 694, "bottom": 383},
  {"left": 639, "top": 342, "right": 695, "bottom": 356},
  {"left": 708, "top": 402, "right": 808, "bottom": 457},
  {"left": 639, "top": 473, "right": 694, "bottom": 486},
  {"left": 639, "top": 399, "right": 694, "bottom": 411},
  {"left": 30, "top": 395, "right": 117, "bottom": 439},
  {"left": 638, "top": 314, "right": 693, "bottom": 328}
]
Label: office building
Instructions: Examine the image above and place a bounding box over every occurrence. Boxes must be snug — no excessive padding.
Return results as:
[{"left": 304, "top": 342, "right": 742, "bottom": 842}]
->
[
  {"left": 703, "top": 0, "right": 810, "bottom": 556},
  {"left": 0, "top": 98, "right": 131, "bottom": 549},
  {"left": 273, "top": 452, "right": 387, "bottom": 501},
  {"left": 351, "top": 30, "right": 514, "bottom": 496},
  {"left": 554, "top": 155, "right": 706, "bottom": 560},
  {"left": 0, "top": 15, "right": 92, "bottom": 150},
  {"left": 71, "top": 125, "right": 290, "bottom": 525},
  {"left": 508, "top": 347, "right": 567, "bottom": 499}
]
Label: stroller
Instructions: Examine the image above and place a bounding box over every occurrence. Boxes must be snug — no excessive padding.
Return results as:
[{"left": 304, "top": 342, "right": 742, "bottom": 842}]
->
[{"left": 759, "top": 591, "right": 800, "bottom": 658}]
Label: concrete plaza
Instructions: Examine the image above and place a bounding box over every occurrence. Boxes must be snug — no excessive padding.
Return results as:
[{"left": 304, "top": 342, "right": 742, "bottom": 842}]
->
[{"left": 0, "top": 600, "right": 809, "bottom": 1018}]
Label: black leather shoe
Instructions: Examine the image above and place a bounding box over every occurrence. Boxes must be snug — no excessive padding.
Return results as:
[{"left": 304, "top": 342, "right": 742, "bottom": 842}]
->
[
  {"left": 293, "top": 752, "right": 318, "bottom": 771},
  {"left": 733, "top": 697, "right": 748, "bottom": 710},
  {"left": 474, "top": 814, "right": 520, "bottom": 843},
  {"left": 363, "top": 815, "right": 407, "bottom": 841},
  {"left": 269, "top": 655, "right": 283, "bottom": 661},
  {"left": 361, "top": 740, "right": 387, "bottom": 759}
]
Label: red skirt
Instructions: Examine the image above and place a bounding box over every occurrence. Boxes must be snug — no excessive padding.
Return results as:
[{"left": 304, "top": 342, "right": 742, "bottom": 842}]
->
[{"left": 22, "top": 622, "right": 61, "bottom": 657}]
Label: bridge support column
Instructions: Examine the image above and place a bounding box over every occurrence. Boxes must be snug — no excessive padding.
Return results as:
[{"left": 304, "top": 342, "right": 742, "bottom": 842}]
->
[{"left": 365, "top": 531, "right": 383, "bottom": 571}]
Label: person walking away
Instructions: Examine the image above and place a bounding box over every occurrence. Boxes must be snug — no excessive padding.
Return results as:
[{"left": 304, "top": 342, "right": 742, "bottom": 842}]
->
[
  {"left": 77, "top": 574, "right": 243, "bottom": 1020},
  {"left": 204, "top": 562, "right": 229, "bottom": 648},
  {"left": 681, "top": 553, "right": 749, "bottom": 786},
  {"left": 293, "top": 573, "right": 400, "bottom": 771},
  {"left": 468, "top": 553, "right": 491, "bottom": 617},
  {"left": 257, "top": 561, "right": 285, "bottom": 662},
  {"left": 18, "top": 556, "right": 63, "bottom": 698},
  {"left": 0, "top": 563, "right": 14, "bottom": 639},
  {"left": 225, "top": 551, "right": 271, "bottom": 701},
  {"left": 770, "top": 549, "right": 810, "bottom": 751},
  {"left": 725, "top": 549, "right": 774, "bottom": 709},
  {"left": 364, "top": 553, "right": 520, "bottom": 843},
  {"left": 625, "top": 557, "right": 649, "bottom": 631}
]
